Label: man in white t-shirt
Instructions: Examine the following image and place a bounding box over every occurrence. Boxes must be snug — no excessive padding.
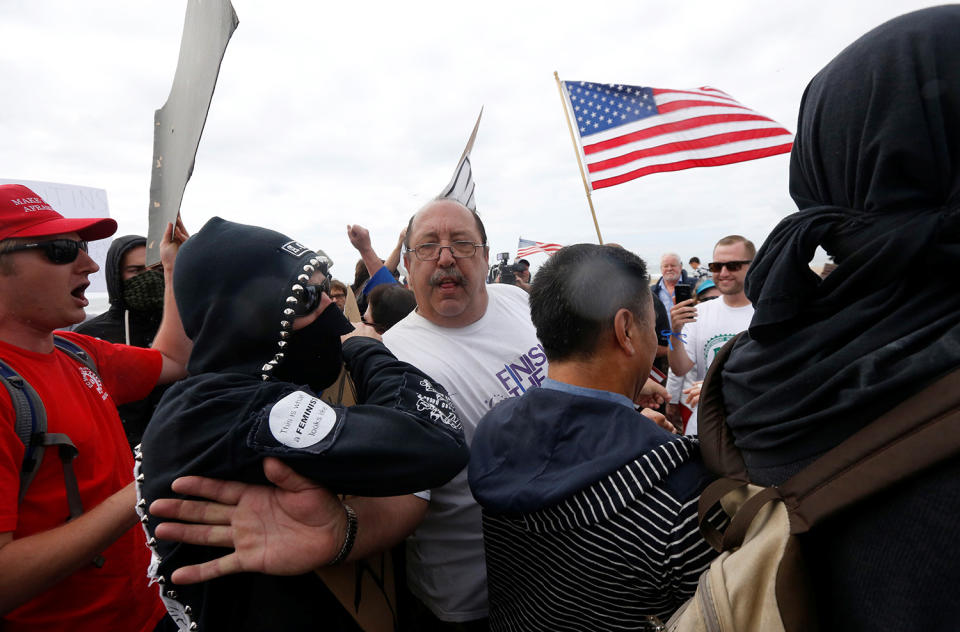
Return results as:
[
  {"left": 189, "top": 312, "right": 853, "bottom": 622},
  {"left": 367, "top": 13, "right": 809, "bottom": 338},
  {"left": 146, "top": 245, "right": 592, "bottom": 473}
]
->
[
  {"left": 382, "top": 198, "right": 543, "bottom": 629},
  {"left": 668, "top": 235, "right": 756, "bottom": 434}
]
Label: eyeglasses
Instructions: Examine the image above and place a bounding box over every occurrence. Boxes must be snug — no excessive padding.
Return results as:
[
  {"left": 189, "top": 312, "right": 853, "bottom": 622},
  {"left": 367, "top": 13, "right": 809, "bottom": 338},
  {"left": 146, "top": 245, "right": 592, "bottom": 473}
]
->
[
  {"left": 708, "top": 260, "right": 752, "bottom": 273},
  {"left": 329, "top": 292, "right": 346, "bottom": 300},
  {"left": 292, "top": 277, "right": 330, "bottom": 315},
  {"left": 4, "top": 239, "right": 88, "bottom": 264},
  {"left": 361, "top": 315, "right": 386, "bottom": 334},
  {"left": 406, "top": 241, "right": 485, "bottom": 261}
]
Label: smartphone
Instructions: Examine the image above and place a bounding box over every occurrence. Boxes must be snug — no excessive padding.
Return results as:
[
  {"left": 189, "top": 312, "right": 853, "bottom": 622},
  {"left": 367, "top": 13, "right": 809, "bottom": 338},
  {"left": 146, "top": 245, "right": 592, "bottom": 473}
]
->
[{"left": 674, "top": 283, "right": 692, "bottom": 304}]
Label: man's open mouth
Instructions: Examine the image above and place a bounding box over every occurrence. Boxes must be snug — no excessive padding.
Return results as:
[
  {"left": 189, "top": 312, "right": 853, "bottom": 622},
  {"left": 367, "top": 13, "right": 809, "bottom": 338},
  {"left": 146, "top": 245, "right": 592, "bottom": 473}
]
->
[{"left": 71, "top": 282, "right": 89, "bottom": 301}]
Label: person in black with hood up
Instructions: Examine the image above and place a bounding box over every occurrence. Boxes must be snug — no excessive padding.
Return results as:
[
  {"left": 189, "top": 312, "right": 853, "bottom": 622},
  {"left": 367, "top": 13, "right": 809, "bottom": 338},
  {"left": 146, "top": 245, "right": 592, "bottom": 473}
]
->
[
  {"left": 137, "top": 217, "right": 469, "bottom": 632},
  {"left": 76, "top": 235, "right": 168, "bottom": 449},
  {"left": 698, "top": 6, "right": 960, "bottom": 630}
]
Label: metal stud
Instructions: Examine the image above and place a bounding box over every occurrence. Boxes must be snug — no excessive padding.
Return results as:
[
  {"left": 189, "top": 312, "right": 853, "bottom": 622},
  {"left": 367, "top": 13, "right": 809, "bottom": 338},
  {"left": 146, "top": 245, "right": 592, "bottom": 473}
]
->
[
  {"left": 280, "top": 331, "right": 290, "bottom": 340},
  {"left": 262, "top": 374, "right": 270, "bottom": 381},
  {"left": 137, "top": 499, "right": 147, "bottom": 508},
  {"left": 303, "top": 264, "right": 315, "bottom": 274},
  {"left": 262, "top": 363, "right": 274, "bottom": 372},
  {"left": 283, "top": 308, "right": 295, "bottom": 317},
  {"left": 136, "top": 473, "right": 145, "bottom": 482},
  {"left": 277, "top": 341, "right": 288, "bottom": 349},
  {"left": 148, "top": 537, "right": 157, "bottom": 546},
  {"left": 157, "top": 576, "right": 165, "bottom": 584},
  {"left": 166, "top": 590, "right": 177, "bottom": 599},
  {"left": 274, "top": 353, "right": 285, "bottom": 363},
  {"left": 291, "top": 284, "right": 304, "bottom": 297},
  {"left": 297, "top": 274, "right": 310, "bottom": 283},
  {"left": 134, "top": 443, "right": 142, "bottom": 452},
  {"left": 286, "top": 295, "right": 298, "bottom": 305},
  {"left": 184, "top": 606, "right": 192, "bottom": 615},
  {"left": 189, "top": 623, "right": 198, "bottom": 630},
  {"left": 134, "top": 453, "right": 143, "bottom": 462},
  {"left": 309, "top": 258, "right": 319, "bottom": 267},
  {"left": 280, "top": 320, "right": 291, "bottom": 330},
  {"left": 140, "top": 515, "right": 149, "bottom": 524}
]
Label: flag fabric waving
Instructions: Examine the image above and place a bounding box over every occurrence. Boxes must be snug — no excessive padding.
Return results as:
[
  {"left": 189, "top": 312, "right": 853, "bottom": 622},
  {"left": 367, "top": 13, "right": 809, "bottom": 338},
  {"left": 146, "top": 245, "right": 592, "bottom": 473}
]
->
[
  {"left": 560, "top": 81, "right": 793, "bottom": 190},
  {"left": 517, "top": 238, "right": 563, "bottom": 258},
  {"left": 439, "top": 108, "right": 483, "bottom": 211}
]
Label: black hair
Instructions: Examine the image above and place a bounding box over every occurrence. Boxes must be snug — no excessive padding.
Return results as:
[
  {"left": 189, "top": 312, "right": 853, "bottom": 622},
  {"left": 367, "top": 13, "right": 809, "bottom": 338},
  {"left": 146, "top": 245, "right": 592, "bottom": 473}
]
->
[
  {"left": 689, "top": 256, "right": 700, "bottom": 264},
  {"left": 529, "top": 244, "right": 651, "bottom": 361},
  {"left": 367, "top": 284, "right": 417, "bottom": 333}
]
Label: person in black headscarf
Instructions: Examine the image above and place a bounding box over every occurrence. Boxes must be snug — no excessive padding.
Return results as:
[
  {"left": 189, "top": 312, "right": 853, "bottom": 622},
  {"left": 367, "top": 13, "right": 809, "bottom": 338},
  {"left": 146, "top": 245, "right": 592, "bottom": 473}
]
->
[
  {"left": 75, "top": 235, "right": 169, "bottom": 449},
  {"left": 137, "top": 217, "right": 468, "bottom": 632},
  {"left": 714, "top": 6, "right": 960, "bottom": 629}
]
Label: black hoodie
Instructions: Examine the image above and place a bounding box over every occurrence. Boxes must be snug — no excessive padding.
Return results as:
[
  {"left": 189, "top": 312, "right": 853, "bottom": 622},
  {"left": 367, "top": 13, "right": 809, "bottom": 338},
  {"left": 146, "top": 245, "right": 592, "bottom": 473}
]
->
[{"left": 137, "top": 217, "right": 468, "bottom": 631}]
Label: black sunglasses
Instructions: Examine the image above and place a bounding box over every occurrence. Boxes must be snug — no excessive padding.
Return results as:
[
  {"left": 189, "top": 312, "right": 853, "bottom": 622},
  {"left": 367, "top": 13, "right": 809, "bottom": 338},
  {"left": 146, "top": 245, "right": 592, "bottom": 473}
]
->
[
  {"left": 708, "top": 260, "right": 752, "bottom": 273},
  {"left": 5, "top": 239, "right": 88, "bottom": 264}
]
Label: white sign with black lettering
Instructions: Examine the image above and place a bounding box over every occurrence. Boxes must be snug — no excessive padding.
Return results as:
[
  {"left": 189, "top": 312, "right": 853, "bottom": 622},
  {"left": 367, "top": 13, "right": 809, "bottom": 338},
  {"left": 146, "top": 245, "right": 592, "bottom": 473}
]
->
[{"left": 269, "top": 390, "right": 337, "bottom": 448}]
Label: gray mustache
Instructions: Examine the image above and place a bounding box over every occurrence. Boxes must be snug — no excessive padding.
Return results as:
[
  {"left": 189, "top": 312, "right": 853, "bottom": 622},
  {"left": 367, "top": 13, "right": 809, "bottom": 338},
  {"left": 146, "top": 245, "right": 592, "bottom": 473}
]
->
[{"left": 429, "top": 267, "right": 466, "bottom": 287}]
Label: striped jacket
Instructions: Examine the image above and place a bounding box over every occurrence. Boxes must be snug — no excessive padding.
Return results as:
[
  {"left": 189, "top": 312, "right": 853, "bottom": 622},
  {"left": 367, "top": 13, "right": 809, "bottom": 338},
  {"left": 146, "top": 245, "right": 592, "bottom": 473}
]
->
[{"left": 470, "top": 386, "right": 722, "bottom": 631}]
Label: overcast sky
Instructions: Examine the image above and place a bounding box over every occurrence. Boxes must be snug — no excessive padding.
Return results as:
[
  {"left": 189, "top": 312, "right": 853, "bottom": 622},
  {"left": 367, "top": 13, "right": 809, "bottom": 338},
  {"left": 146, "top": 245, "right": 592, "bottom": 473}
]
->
[{"left": 0, "top": 1, "right": 936, "bottom": 286}]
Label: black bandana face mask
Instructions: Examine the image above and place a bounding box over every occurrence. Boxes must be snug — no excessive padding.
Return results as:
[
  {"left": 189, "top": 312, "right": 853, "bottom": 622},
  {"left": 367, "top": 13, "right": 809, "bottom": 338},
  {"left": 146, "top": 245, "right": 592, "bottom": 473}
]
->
[
  {"left": 122, "top": 268, "right": 165, "bottom": 312},
  {"left": 272, "top": 305, "right": 353, "bottom": 393}
]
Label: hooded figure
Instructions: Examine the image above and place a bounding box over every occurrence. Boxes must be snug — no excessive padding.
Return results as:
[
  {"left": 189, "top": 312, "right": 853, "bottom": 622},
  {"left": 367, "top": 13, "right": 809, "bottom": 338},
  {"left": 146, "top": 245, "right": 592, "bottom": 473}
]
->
[
  {"left": 708, "top": 7, "right": 960, "bottom": 628},
  {"left": 75, "top": 235, "right": 168, "bottom": 449},
  {"left": 138, "top": 217, "right": 468, "bottom": 631}
]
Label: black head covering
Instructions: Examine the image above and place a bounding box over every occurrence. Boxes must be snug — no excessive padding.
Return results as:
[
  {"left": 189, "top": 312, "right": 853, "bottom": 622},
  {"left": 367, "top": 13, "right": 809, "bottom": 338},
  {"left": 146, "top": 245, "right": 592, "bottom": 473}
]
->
[
  {"left": 722, "top": 6, "right": 960, "bottom": 484},
  {"left": 104, "top": 234, "right": 147, "bottom": 308},
  {"left": 175, "top": 217, "right": 353, "bottom": 382}
]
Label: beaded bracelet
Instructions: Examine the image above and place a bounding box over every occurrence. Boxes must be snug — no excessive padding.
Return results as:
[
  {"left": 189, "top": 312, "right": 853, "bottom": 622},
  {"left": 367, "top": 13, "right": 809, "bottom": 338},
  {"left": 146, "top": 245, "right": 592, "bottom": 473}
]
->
[{"left": 328, "top": 503, "right": 358, "bottom": 566}]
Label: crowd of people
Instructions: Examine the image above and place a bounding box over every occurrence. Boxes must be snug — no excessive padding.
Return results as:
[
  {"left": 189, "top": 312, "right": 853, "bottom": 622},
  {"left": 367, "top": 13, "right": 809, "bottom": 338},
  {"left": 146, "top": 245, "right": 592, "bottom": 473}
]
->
[{"left": 1, "top": 6, "right": 958, "bottom": 632}]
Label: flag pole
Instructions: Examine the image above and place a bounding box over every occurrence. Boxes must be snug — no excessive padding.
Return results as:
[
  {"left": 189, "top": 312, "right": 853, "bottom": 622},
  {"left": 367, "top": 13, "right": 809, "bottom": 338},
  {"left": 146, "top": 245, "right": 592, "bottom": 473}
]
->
[{"left": 554, "top": 71, "right": 603, "bottom": 244}]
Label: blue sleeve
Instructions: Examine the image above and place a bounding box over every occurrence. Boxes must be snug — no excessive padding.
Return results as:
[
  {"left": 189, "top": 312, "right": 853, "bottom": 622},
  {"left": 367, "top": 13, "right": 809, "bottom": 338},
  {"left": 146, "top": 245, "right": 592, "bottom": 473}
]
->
[{"left": 362, "top": 265, "right": 399, "bottom": 295}]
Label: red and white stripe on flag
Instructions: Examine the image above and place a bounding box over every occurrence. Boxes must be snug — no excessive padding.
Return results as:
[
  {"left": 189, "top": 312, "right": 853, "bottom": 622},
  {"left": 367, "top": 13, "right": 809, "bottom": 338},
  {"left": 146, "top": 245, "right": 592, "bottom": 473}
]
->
[
  {"left": 562, "top": 82, "right": 793, "bottom": 190},
  {"left": 517, "top": 238, "right": 563, "bottom": 258}
]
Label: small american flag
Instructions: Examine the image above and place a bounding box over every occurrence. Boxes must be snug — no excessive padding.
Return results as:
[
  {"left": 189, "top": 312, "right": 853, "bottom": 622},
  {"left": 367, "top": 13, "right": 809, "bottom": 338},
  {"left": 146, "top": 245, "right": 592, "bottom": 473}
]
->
[
  {"left": 517, "top": 238, "right": 563, "bottom": 258},
  {"left": 561, "top": 82, "right": 792, "bottom": 190}
]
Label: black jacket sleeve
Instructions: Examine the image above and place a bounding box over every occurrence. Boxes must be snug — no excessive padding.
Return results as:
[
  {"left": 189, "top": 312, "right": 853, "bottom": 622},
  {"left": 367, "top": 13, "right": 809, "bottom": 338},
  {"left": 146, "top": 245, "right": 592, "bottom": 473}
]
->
[{"left": 246, "top": 336, "right": 468, "bottom": 496}]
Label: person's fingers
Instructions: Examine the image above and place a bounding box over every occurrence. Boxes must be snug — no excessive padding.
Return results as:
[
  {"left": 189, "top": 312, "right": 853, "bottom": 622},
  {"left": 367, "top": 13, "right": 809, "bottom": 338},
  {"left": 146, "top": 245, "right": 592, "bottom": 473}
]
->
[
  {"left": 154, "top": 521, "right": 235, "bottom": 548},
  {"left": 168, "top": 475, "right": 249, "bottom": 505},
  {"left": 149, "top": 497, "right": 235, "bottom": 525},
  {"left": 170, "top": 553, "right": 244, "bottom": 585}
]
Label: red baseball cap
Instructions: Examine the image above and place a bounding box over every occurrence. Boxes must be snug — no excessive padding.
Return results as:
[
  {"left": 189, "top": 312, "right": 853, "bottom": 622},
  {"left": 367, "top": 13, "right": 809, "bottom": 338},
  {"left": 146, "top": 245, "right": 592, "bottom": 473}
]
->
[{"left": 0, "top": 184, "right": 117, "bottom": 242}]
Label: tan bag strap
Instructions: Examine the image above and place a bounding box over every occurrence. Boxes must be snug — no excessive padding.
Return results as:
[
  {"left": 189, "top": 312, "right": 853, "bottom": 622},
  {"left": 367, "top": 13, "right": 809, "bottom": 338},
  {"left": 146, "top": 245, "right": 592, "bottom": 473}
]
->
[
  {"left": 697, "top": 478, "right": 747, "bottom": 551},
  {"left": 781, "top": 368, "right": 960, "bottom": 533},
  {"left": 698, "top": 333, "right": 960, "bottom": 535}
]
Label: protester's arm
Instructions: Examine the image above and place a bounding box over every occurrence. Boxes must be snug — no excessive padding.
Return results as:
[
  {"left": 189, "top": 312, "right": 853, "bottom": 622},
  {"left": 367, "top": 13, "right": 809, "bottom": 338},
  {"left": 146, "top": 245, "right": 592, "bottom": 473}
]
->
[
  {"left": 152, "top": 218, "right": 192, "bottom": 384},
  {"left": 0, "top": 483, "right": 138, "bottom": 614},
  {"left": 150, "top": 458, "right": 428, "bottom": 584},
  {"left": 667, "top": 299, "right": 696, "bottom": 377},
  {"left": 347, "top": 224, "right": 384, "bottom": 280},
  {"left": 383, "top": 227, "right": 406, "bottom": 275}
]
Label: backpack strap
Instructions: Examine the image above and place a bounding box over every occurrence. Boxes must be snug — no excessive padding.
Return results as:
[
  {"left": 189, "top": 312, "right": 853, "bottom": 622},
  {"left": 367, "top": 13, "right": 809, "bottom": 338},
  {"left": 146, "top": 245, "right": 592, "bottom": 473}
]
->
[
  {"left": 3, "top": 336, "right": 100, "bottom": 521},
  {"left": 697, "top": 332, "right": 960, "bottom": 536},
  {"left": 780, "top": 368, "right": 960, "bottom": 533},
  {"left": 696, "top": 332, "right": 748, "bottom": 481},
  {"left": 0, "top": 358, "right": 49, "bottom": 504}
]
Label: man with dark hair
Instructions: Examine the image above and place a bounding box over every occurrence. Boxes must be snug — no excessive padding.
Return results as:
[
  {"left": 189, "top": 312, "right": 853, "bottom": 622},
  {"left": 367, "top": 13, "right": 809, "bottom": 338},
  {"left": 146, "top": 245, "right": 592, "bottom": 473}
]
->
[
  {"left": 689, "top": 256, "right": 710, "bottom": 281},
  {"left": 328, "top": 279, "right": 348, "bottom": 311},
  {"left": 469, "top": 244, "right": 720, "bottom": 630}
]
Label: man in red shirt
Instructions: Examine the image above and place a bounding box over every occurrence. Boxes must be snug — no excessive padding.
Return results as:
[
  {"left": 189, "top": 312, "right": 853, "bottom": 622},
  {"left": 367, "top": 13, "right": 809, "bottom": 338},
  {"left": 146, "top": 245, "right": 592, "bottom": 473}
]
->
[{"left": 0, "top": 184, "right": 191, "bottom": 632}]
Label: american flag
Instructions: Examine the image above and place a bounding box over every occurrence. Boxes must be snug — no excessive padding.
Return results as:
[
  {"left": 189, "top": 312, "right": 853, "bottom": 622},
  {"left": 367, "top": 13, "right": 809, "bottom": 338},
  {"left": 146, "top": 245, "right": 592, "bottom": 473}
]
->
[
  {"left": 517, "top": 238, "right": 563, "bottom": 258},
  {"left": 561, "top": 82, "right": 793, "bottom": 190}
]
